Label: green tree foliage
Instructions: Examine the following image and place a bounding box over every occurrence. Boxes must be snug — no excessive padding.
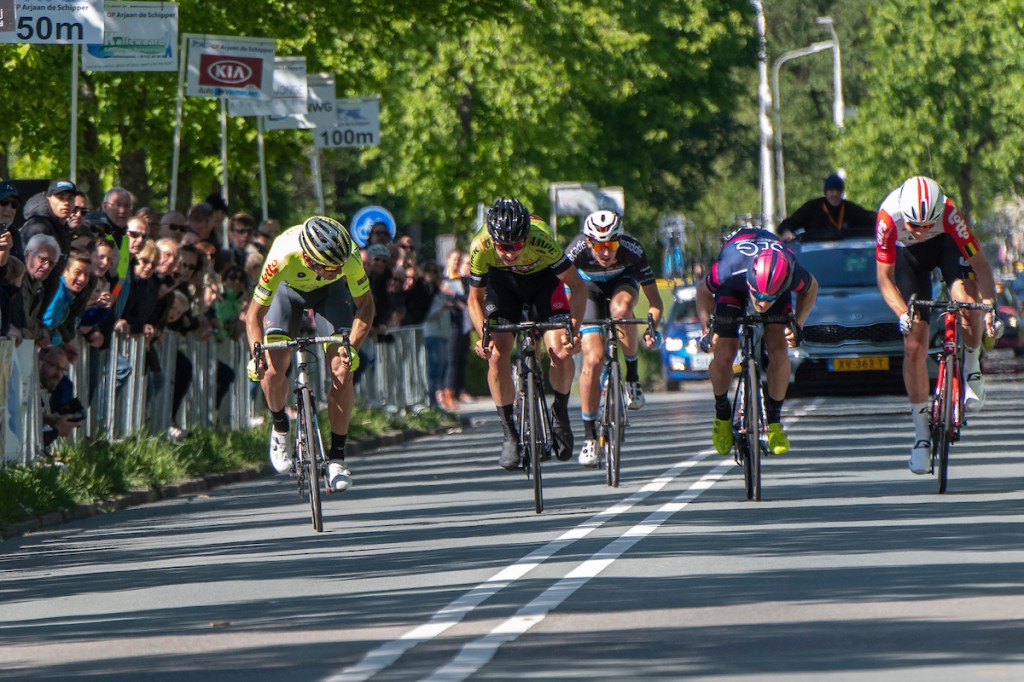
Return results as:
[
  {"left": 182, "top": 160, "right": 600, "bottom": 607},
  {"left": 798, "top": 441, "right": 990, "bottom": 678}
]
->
[
  {"left": 837, "top": 0, "right": 1024, "bottom": 223},
  {"left": 1, "top": 0, "right": 755, "bottom": 254}
]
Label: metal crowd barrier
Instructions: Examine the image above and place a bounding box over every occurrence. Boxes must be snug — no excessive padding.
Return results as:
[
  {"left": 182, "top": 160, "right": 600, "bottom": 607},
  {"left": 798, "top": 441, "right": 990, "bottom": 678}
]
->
[{"left": 2, "top": 324, "right": 431, "bottom": 465}]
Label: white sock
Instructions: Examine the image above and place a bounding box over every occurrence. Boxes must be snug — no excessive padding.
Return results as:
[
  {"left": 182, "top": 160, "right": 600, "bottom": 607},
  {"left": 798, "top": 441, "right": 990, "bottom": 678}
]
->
[
  {"left": 911, "top": 402, "right": 930, "bottom": 442},
  {"left": 964, "top": 345, "right": 981, "bottom": 377}
]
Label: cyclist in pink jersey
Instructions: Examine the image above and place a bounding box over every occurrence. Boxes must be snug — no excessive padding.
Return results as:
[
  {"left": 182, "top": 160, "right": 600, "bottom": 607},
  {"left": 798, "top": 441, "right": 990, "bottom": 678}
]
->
[{"left": 876, "top": 176, "right": 1002, "bottom": 474}]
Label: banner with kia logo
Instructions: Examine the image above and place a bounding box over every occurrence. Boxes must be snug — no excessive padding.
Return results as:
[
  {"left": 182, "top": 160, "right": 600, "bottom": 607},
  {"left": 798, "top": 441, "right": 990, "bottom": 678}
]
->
[{"left": 185, "top": 34, "right": 275, "bottom": 99}]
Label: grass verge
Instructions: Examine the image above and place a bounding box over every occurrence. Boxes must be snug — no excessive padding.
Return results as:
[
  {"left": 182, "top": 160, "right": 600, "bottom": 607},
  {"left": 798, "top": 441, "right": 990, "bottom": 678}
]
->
[{"left": 0, "top": 404, "right": 457, "bottom": 529}]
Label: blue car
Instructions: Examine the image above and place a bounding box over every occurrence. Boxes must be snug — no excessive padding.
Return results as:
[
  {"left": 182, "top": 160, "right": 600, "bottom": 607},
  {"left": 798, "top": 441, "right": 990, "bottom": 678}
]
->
[{"left": 661, "top": 285, "right": 711, "bottom": 389}]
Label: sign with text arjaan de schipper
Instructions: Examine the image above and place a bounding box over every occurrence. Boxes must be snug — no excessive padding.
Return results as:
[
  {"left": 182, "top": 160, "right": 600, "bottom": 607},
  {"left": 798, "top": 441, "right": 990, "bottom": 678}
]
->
[
  {"left": 0, "top": 0, "right": 104, "bottom": 43},
  {"left": 82, "top": 1, "right": 177, "bottom": 72}
]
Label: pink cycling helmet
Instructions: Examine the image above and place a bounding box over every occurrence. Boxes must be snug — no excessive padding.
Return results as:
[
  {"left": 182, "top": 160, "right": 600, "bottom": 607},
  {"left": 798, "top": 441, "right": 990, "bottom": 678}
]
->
[{"left": 746, "top": 249, "right": 793, "bottom": 300}]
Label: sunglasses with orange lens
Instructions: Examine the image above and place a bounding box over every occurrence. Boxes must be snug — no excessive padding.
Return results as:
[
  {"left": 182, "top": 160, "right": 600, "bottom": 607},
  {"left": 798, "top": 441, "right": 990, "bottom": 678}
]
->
[{"left": 590, "top": 240, "right": 620, "bottom": 254}]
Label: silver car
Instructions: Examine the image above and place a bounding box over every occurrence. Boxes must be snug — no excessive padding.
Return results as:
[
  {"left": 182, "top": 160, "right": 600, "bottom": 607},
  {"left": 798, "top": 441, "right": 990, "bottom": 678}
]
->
[{"left": 788, "top": 238, "right": 905, "bottom": 393}]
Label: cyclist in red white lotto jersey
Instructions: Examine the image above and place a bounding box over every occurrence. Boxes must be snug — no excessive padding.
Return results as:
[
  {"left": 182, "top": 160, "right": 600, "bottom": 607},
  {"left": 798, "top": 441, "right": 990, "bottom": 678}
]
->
[{"left": 875, "top": 176, "right": 1002, "bottom": 475}]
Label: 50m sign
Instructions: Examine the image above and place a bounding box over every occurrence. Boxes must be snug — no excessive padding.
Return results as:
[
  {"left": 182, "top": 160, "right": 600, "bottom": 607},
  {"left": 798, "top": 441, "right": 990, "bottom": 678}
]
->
[{"left": 0, "top": 0, "right": 104, "bottom": 44}]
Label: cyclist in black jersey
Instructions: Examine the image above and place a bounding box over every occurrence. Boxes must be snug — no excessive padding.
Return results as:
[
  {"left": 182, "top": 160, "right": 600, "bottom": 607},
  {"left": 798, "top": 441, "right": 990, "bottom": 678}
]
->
[
  {"left": 565, "top": 210, "right": 663, "bottom": 467},
  {"left": 467, "top": 197, "right": 587, "bottom": 470}
]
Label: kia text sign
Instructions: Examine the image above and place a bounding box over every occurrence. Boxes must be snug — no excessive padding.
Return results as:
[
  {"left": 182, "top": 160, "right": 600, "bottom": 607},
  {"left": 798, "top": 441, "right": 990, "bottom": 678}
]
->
[
  {"left": 0, "top": 0, "right": 104, "bottom": 44},
  {"left": 314, "top": 96, "right": 380, "bottom": 149},
  {"left": 185, "top": 34, "right": 275, "bottom": 99},
  {"left": 82, "top": 1, "right": 176, "bottom": 72},
  {"left": 229, "top": 56, "right": 307, "bottom": 117}
]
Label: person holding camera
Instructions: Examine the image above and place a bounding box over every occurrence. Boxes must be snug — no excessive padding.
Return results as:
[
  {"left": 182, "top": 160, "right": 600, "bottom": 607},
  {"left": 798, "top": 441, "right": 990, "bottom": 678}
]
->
[{"left": 39, "top": 345, "right": 84, "bottom": 449}]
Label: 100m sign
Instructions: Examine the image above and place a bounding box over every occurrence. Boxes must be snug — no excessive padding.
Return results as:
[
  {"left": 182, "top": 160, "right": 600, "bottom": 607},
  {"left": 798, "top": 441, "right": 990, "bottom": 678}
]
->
[{"left": 316, "top": 128, "right": 378, "bottom": 148}]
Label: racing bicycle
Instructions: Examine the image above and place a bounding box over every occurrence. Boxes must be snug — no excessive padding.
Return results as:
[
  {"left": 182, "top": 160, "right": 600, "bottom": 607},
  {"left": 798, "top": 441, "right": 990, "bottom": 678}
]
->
[
  {"left": 254, "top": 334, "right": 351, "bottom": 532},
  {"left": 909, "top": 296, "right": 994, "bottom": 493},
  {"left": 582, "top": 313, "right": 658, "bottom": 487},
  {"left": 484, "top": 316, "right": 573, "bottom": 514},
  {"left": 707, "top": 312, "right": 793, "bottom": 501}
]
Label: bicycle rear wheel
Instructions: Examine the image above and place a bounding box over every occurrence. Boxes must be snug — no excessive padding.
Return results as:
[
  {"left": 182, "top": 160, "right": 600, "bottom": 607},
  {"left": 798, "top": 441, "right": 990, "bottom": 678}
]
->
[
  {"left": 526, "top": 358, "right": 544, "bottom": 514},
  {"left": 933, "top": 356, "right": 954, "bottom": 494},
  {"left": 745, "top": 360, "right": 763, "bottom": 502},
  {"left": 606, "top": 361, "right": 623, "bottom": 487},
  {"left": 298, "top": 387, "right": 324, "bottom": 532}
]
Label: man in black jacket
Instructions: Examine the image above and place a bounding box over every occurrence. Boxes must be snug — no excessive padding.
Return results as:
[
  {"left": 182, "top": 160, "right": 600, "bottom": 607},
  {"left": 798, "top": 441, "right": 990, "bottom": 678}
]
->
[{"left": 777, "top": 174, "right": 876, "bottom": 243}]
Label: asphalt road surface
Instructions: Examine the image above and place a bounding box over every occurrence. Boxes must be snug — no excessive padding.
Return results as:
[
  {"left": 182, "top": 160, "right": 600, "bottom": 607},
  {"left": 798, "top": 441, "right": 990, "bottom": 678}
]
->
[{"left": 2, "top": 358, "right": 1023, "bottom": 681}]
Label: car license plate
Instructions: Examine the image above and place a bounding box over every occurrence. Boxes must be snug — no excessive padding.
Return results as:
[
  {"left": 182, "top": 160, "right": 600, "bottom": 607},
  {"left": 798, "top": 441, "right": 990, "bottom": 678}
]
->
[
  {"left": 689, "top": 354, "right": 712, "bottom": 371},
  {"left": 830, "top": 356, "right": 889, "bottom": 372}
]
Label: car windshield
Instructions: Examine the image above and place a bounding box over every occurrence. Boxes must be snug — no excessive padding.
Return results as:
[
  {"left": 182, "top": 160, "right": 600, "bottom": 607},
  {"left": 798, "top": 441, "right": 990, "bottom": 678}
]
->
[
  {"left": 799, "top": 247, "right": 875, "bottom": 287},
  {"left": 670, "top": 298, "right": 699, "bottom": 324}
]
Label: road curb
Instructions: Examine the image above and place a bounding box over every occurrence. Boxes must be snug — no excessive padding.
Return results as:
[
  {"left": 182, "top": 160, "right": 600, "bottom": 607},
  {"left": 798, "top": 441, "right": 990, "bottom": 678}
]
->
[{"left": 2, "top": 415, "right": 469, "bottom": 542}]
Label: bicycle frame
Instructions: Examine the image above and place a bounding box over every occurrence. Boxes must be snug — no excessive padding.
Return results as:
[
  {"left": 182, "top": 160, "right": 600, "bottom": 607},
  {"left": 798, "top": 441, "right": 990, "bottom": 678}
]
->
[
  {"left": 582, "top": 314, "right": 656, "bottom": 487},
  {"left": 484, "top": 318, "right": 571, "bottom": 513},
  {"left": 254, "top": 334, "right": 351, "bottom": 532},
  {"left": 909, "top": 297, "right": 992, "bottom": 493},
  {"left": 711, "top": 313, "right": 791, "bottom": 501}
]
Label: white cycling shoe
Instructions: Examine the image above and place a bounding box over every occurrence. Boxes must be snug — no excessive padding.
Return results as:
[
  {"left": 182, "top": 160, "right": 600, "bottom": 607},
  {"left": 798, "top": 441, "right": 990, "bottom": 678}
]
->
[
  {"left": 625, "top": 381, "right": 646, "bottom": 410},
  {"left": 965, "top": 372, "right": 985, "bottom": 412},
  {"left": 579, "top": 439, "right": 599, "bottom": 468},
  {"left": 269, "top": 430, "right": 293, "bottom": 474},
  {"left": 328, "top": 462, "right": 353, "bottom": 492},
  {"left": 908, "top": 440, "right": 931, "bottom": 475}
]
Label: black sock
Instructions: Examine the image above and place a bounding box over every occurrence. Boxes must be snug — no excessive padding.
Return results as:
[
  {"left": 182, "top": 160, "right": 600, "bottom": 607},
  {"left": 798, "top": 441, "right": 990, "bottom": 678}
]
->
[
  {"left": 330, "top": 433, "right": 347, "bottom": 462},
  {"left": 553, "top": 390, "right": 570, "bottom": 416},
  {"left": 271, "top": 408, "right": 289, "bottom": 433},
  {"left": 497, "top": 404, "right": 516, "bottom": 439},
  {"left": 714, "top": 393, "right": 731, "bottom": 421},
  {"left": 583, "top": 419, "right": 597, "bottom": 440},
  {"left": 765, "top": 396, "right": 783, "bottom": 424},
  {"left": 625, "top": 356, "right": 639, "bottom": 383}
]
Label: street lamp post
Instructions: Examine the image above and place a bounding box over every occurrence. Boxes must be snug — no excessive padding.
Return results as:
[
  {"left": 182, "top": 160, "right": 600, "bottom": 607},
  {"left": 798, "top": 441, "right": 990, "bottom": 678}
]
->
[
  {"left": 771, "top": 40, "right": 834, "bottom": 223},
  {"left": 817, "top": 16, "right": 844, "bottom": 129},
  {"left": 751, "top": 0, "right": 774, "bottom": 230}
]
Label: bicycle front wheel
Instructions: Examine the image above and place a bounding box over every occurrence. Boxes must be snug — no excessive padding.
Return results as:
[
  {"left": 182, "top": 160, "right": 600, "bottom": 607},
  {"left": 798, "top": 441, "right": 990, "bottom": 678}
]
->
[
  {"left": 606, "top": 361, "right": 624, "bottom": 488},
  {"left": 299, "top": 387, "right": 324, "bottom": 532},
  {"left": 526, "top": 358, "right": 544, "bottom": 514},
  {"left": 745, "top": 360, "right": 763, "bottom": 502},
  {"left": 732, "top": 376, "right": 753, "bottom": 500},
  {"left": 933, "top": 356, "right": 954, "bottom": 494}
]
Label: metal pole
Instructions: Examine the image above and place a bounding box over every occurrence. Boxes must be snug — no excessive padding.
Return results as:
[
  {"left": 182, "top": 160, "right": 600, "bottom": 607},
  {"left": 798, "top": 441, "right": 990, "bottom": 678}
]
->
[
  {"left": 310, "top": 149, "right": 325, "bottom": 215},
  {"left": 771, "top": 41, "right": 835, "bottom": 223},
  {"left": 170, "top": 33, "right": 189, "bottom": 212},
  {"left": 817, "top": 17, "right": 844, "bottom": 128},
  {"left": 257, "top": 116, "right": 269, "bottom": 221},
  {"left": 70, "top": 44, "right": 78, "bottom": 183},
  {"left": 220, "top": 97, "right": 229, "bottom": 245},
  {"left": 750, "top": 0, "right": 774, "bottom": 231}
]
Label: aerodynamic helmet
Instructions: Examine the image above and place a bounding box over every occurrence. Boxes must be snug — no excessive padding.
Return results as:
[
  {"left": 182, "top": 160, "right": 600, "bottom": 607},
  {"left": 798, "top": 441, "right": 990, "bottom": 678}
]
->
[
  {"left": 486, "top": 197, "right": 531, "bottom": 244},
  {"left": 746, "top": 248, "right": 793, "bottom": 300},
  {"left": 298, "top": 216, "right": 353, "bottom": 268},
  {"left": 898, "top": 176, "right": 945, "bottom": 227},
  {"left": 583, "top": 210, "right": 623, "bottom": 242}
]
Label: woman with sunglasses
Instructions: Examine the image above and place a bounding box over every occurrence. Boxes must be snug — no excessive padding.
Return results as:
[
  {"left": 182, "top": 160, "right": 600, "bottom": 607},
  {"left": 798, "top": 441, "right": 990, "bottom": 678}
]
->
[
  {"left": 696, "top": 227, "right": 818, "bottom": 457},
  {"left": 876, "top": 175, "right": 1001, "bottom": 475},
  {"left": 565, "top": 210, "right": 664, "bottom": 468},
  {"left": 245, "top": 216, "right": 375, "bottom": 493},
  {"left": 467, "top": 197, "right": 587, "bottom": 471}
]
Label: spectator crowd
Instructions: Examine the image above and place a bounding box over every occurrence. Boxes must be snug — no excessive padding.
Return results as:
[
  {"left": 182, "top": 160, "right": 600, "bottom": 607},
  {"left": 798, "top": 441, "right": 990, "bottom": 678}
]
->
[{"left": 0, "top": 179, "right": 475, "bottom": 456}]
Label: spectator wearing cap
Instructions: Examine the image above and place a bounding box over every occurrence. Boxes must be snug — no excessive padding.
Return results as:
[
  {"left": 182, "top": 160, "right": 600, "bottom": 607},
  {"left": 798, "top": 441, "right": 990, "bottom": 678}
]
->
[
  {"left": 777, "top": 173, "right": 877, "bottom": 243},
  {"left": 16, "top": 178, "right": 76, "bottom": 270},
  {"left": 186, "top": 202, "right": 220, "bottom": 247},
  {"left": 204, "top": 192, "right": 228, "bottom": 232}
]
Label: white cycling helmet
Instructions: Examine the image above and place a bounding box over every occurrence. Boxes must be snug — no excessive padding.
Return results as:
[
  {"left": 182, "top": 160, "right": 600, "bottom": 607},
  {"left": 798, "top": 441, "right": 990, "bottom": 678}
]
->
[
  {"left": 898, "top": 176, "right": 945, "bottom": 227},
  {"left": 583, "top": 210, "right": 623, "bottom": 242}
]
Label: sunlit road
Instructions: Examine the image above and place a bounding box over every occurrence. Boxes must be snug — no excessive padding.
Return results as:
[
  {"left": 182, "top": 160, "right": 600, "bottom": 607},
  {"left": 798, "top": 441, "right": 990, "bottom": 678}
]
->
[{"left": 2, "top": 352, "right": 1023, "bottom": 681}]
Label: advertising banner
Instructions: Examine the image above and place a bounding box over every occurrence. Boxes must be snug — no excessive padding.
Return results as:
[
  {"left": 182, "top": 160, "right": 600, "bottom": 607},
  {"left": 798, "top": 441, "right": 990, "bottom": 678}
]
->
[
  {"left": 228, "top": 56, "right": 307, "bottom": 117},
  {"left": 82, "top": 1, "right": 176, "bottom": 72},
  {"left": 185, "top": 34, "right": 275, "bottom": 99},
  {"left": 263, "top": 74, "right": 332, "bottom": 131},
  {"left": 0, "top": 0, "right": 104, "bottom": 44},
  {"left": 313, "top": 96, "right": 380, "bottom": 149}
]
